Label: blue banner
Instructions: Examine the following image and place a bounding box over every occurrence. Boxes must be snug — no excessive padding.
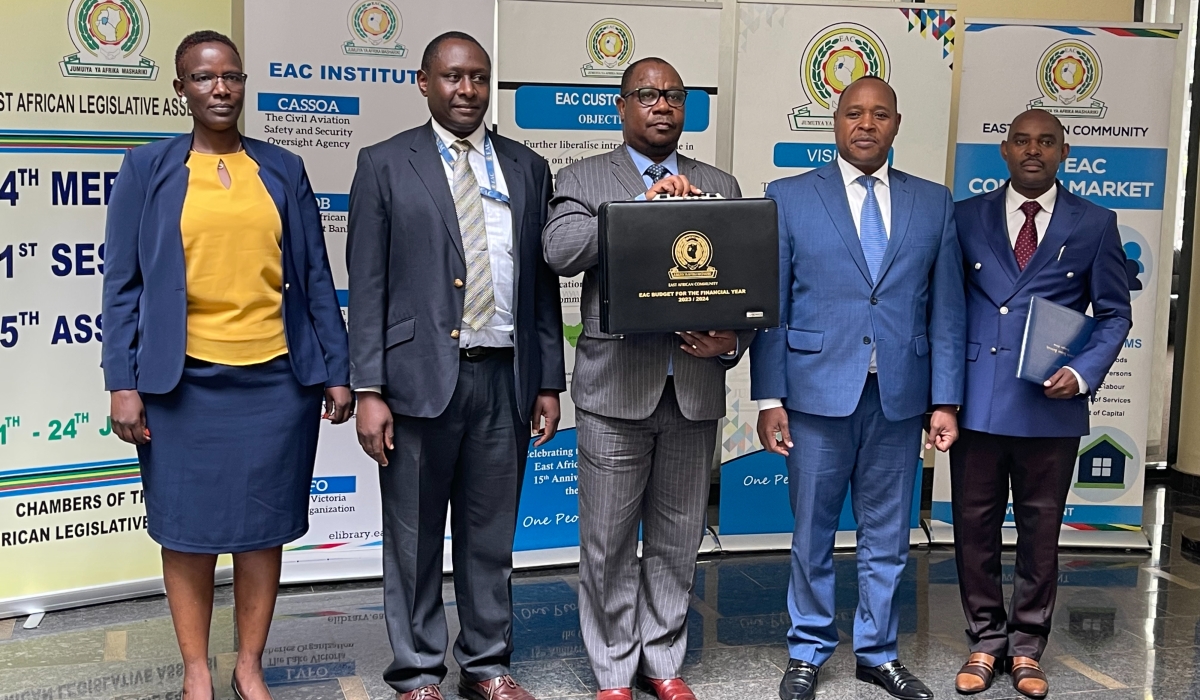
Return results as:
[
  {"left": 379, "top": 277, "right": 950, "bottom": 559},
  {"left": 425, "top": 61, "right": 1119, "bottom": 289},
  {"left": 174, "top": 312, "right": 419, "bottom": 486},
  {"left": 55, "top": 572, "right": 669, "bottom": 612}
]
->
[
  {"left": 314, "top": 193, "right": 349, "bottom": 211},
  {"left": 953, "top": 143, "right": 1167, "bottom": 210},
  {"left": 514, "top": 429, "right": 580, "bottom": 551},
  {"left": 514, "top": 86, "right": 710, "bottom": 132},
  {"left": 719, "top": 451, "right": 923, "bottom": 535},
  {"left": 309, "top": 475, "right": 356, "bottom": 495},
  {"left": 773, "top": 143, "right": 893, "bottom": 169},
  {"left": 257, "top": 92, "right": 361, "bottom": 115}
]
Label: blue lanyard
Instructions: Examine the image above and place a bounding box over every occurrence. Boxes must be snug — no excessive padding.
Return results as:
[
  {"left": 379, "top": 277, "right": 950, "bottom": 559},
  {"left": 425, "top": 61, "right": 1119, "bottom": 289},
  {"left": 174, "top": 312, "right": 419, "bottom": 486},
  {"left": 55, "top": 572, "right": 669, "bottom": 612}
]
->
[{"left": 436, "top": 133, "right": 510, "bottom": 205}]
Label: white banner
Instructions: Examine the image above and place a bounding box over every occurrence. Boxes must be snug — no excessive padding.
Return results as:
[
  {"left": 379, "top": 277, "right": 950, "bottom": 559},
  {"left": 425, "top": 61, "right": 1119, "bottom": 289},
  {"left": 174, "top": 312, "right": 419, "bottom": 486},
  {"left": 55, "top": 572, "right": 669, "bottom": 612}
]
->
[
  {"left": 497, "top": 0, "right": 722, "bottom": 557},
  {"left": 242, "top": 0, "right": 495, "bottom": 579},
  {"left": 718, "top": 0, "right": 955, "bottom": 547},
  {"left": 929, "top": 20, "right": 1181, "bottom": 548}
]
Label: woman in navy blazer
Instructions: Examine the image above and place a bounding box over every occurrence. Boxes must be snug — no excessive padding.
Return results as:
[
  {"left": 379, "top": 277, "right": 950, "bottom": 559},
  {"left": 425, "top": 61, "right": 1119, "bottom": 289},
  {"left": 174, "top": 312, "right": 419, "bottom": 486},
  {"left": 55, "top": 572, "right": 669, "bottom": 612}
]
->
[{"left": 101, "top": 32, "right": 350, "bottom": 700}]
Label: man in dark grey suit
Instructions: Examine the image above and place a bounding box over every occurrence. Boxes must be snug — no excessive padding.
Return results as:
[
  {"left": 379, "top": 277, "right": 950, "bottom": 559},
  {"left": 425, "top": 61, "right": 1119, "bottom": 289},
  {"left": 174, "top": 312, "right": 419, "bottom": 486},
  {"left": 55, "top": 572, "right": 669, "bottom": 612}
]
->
[
  {"left": 347, "top": 32, "right": 566, "bottom": 700},
  {"left": 543, "top": 57, "right": 752, "bottom": 700}
]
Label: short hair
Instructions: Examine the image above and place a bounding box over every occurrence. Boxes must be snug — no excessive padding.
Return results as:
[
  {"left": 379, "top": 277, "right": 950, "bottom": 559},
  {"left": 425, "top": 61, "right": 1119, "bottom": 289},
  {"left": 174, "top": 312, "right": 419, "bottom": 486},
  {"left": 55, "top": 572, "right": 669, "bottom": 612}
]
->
[
  {"left": 619, "top": 57, "right": 675, "bottom": 94},
  {"left": 838, "top": 75, "right": 898, "bottom": 110},
  {"left": 421, "top": 31, "right": 490, "bottom": 73},
  {"left": 175, "top": 30, "right": 240, "bottom": 76},
  {"left": 1012, "top": 108, "right": 1066, "bottom": 139}
]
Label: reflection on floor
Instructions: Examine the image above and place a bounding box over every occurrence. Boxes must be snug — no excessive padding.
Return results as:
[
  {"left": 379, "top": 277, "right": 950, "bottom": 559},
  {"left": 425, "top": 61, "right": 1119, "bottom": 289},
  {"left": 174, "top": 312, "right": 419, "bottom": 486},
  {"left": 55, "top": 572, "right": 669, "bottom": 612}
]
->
[{"left": 4, "top": 480, "right": 1200, "bottom": 700}]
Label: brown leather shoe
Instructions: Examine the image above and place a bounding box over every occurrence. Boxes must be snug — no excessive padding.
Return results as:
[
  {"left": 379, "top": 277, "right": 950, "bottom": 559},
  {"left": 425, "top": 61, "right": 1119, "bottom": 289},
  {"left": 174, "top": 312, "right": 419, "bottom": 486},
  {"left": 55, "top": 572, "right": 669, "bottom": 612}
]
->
[
  {"left": 954, "top": 653, "right": 997, "bottom": 694},
  {"left": 398, "top": 687, "right": 443, "bottom": 700},
  {"left": 458, "top": 675, "right": 536, "bottom": 700},
  {"left": 1010, "top": 657, "right": 1048, "bottom": 699},
  {"left": 635, "top": 677, "right": 697, "bottom": 700},
  {"left": 596, "top": 690, "right": 632, "bottom": 700}
]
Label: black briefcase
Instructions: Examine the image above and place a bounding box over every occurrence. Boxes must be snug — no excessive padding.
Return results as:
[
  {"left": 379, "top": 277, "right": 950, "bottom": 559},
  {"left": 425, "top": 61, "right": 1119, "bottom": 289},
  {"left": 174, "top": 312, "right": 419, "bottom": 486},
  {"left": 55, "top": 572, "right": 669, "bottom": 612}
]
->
[{"left": 598, "top": 197, "right": 779, "bottom": 334}]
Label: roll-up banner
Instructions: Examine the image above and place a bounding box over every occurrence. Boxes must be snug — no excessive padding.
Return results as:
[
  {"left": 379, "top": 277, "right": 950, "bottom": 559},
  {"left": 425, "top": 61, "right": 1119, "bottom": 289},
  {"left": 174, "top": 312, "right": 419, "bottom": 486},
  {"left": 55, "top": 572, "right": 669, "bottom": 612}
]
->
[
  {"left": 928, "top": 20, "right": 1180, "bottom": 549},
  {"left": 0, "top": 0, "right": 232, "bottom": 618},
  {"left": 241, "top": 0, "right": 496, "bottom": 581},
  {"left": 718, "top": 0, "right": 955, "bottom": 550},
  {"left": 497, "top": 0, "right": 723, "bottom": 565}
]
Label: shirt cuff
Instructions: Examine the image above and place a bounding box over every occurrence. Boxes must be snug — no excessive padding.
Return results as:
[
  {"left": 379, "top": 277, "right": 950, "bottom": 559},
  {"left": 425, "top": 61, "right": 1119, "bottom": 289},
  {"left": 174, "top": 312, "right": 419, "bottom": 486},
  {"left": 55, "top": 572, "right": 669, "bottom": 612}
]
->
[
  {"left": 635, "top": 193, "right": 647, "bottom": 201},
  {"left": 758, "top": 398, "right": 784, "bottom": 410},
  {"left": 1064, "top": 366, "right": 1089, "bottom": 394},
  {"left": 356, "top": 386, "right": 382, "bottom": 394}
]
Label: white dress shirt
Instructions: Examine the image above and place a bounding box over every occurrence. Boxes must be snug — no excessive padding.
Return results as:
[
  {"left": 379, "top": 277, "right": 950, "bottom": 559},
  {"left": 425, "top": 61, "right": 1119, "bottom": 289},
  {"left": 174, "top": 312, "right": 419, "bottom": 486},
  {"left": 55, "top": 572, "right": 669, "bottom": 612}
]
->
[
  {"left": 431, "top": 119, "right": 515, "bottom": 349},
  {"left": 1004, "top": 183, "right": 1087, "bottom": 394},
  {"left": 758, "top": 158, "right": 890, "bottom": 412},
  {"left": 357, "top": 120, "right": 515, "bottom": 396}
]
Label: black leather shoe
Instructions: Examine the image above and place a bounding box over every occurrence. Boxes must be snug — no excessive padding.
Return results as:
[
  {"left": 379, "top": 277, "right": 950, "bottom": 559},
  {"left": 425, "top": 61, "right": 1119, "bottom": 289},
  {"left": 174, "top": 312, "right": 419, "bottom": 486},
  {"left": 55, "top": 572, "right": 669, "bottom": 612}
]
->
[
  {"left": 779, "top": 659, "right": 820, "bottom": 700},
  {"left": 855, "top": 661, "right": 933, "bottom": 700}
]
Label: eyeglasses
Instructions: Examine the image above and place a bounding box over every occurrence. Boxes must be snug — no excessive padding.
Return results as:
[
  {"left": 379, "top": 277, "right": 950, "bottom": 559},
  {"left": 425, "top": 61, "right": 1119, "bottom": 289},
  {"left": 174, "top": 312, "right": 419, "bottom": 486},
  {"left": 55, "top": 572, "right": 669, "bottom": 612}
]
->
[
  {"left": 185, "top": 72, "right": 247, "bottom": 90},
  {"left": 623, "top": 87, "right": 687, "bottom": 108}
]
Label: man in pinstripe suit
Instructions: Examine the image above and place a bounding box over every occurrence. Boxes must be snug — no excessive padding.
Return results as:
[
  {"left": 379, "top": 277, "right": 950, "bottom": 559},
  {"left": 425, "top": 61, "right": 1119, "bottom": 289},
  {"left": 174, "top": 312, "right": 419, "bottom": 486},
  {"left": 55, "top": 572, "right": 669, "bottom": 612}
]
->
[{"left": 543, "top": 57, "right": 754, "bottom": 700}]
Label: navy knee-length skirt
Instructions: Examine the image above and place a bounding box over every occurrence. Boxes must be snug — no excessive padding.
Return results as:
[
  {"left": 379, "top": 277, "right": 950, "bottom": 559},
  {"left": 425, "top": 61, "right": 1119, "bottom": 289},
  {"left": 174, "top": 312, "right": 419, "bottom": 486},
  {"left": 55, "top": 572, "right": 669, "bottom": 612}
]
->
[{"left": 136, "top": 355, "right": 324, "bottom": 554}]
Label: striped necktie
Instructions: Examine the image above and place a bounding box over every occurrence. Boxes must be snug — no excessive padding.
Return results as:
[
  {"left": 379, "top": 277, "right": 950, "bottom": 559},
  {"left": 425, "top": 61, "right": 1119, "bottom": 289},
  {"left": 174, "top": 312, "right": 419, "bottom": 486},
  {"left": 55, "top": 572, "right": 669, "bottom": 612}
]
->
[
  {"left": 450, "top": 139, "right": 494, "bottom": 331},
  {"left": 856, "top": 175, "right": 887, "bottom": 284}
]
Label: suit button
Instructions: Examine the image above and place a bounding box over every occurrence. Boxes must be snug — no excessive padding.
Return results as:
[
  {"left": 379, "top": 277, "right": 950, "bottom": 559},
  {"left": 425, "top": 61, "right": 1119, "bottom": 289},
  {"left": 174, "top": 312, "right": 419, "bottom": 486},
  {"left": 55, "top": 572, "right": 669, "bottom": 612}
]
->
[
  {"left": 863, "top": 336, "right": 871, "bottom": 345},
  {"left": 870, "top": 296, "right": 878, "bottom": 305},
  {"left": 991, "top": 347, "right": 997, "bottom": 354},
  {"left": 450, "top": 330, "right": 460, "bottom": 339},
  {"left": 284, "top": 283, "right": 290, "bottom": 290},
  {"left": 1000, "top": 306, "right": 1009, "bottom": 315},
  {"left": 1067, "top": 272, "right": 1075, "bottom": 278},
  {"left": 974, "top": 262, "right": 982, "bottom": 270},
  {"left": 454, "top": 278, "right": 464, "bottom": 288}
]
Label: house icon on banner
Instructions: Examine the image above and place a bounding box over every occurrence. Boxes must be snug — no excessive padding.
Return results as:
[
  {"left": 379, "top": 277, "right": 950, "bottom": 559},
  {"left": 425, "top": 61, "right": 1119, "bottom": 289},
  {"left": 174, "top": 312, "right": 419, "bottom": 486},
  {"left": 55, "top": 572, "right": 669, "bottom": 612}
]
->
[{"left": 1075, "top": 435, "right": 1132, "bottom": 488}]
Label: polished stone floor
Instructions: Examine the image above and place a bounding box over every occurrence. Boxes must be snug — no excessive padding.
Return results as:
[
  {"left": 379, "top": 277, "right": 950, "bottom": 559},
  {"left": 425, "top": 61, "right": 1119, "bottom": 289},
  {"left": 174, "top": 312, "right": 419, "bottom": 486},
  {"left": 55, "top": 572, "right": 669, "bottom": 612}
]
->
[{"left": 4, "top": 478, "right": 1200, "bottom": 700}]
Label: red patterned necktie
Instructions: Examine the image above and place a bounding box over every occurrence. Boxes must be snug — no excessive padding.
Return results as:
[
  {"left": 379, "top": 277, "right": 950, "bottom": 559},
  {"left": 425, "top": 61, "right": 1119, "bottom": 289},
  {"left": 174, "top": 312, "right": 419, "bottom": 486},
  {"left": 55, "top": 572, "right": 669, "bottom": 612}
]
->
[{"left": 1014, "top": 200, "right": 1041, "bottom": 270}]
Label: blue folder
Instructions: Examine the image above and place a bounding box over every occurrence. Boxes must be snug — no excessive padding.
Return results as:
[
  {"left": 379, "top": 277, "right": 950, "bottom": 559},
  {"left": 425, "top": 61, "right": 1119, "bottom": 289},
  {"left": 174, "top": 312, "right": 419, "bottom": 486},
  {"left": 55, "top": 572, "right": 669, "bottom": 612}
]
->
[{"left": 1017, "top": 296, "right": 1097, "bottom": 384}]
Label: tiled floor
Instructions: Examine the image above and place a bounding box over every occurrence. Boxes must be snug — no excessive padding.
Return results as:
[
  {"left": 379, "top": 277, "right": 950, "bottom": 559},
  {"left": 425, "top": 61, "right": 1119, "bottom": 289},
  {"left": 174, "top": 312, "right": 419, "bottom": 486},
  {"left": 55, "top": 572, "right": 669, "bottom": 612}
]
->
[{"left": 5, "top": 478, "right": 1200, "bottom": 700}]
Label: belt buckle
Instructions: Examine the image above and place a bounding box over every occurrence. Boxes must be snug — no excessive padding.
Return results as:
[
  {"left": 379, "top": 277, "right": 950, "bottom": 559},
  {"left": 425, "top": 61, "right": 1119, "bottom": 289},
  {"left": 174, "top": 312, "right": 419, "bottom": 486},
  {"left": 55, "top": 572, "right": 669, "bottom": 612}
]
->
[{"left": 463, "top": 346, "right": 487, "bottom": 359}]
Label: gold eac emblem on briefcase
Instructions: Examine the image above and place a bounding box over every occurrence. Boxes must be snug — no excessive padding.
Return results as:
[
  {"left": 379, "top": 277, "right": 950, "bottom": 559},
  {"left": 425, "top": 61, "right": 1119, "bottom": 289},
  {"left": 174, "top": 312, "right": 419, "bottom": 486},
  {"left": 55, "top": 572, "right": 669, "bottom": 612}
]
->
[{"left": 669, "top": 231, "right": 718, "bottom": 280}]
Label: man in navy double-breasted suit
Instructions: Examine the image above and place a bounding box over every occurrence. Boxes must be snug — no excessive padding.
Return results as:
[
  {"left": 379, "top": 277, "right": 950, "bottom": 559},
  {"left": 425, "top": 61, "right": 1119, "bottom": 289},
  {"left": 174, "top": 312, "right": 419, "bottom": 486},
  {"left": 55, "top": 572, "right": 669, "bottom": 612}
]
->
[
  {"left": 751, "top": 76, "right": 965, "bottom": 700},
  {"left": 950, "top": 109, "right": 1131, "bottom": 699}
]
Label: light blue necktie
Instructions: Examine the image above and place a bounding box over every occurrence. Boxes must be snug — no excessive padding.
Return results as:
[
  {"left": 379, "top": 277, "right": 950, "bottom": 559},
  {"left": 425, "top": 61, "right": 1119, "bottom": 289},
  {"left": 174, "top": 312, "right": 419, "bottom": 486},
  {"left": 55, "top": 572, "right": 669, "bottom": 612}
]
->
[{"left": 856, "top": 175, "right": 887, "bottom": 284}]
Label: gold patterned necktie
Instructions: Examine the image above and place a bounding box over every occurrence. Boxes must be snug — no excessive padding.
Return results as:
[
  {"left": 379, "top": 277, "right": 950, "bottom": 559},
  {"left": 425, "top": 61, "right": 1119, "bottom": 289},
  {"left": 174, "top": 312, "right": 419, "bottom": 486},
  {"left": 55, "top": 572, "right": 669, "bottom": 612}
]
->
[{"left": 450, "top": 139, "right": 495, "bottom": 331}]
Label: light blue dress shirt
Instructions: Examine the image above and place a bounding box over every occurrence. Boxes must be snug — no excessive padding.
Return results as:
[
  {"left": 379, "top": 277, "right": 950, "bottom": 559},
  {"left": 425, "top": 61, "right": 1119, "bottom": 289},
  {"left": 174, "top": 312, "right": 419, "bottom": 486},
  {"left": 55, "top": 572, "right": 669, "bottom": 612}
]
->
[{"left": 628, "top": 146, "right": 680, "bottom": 200}]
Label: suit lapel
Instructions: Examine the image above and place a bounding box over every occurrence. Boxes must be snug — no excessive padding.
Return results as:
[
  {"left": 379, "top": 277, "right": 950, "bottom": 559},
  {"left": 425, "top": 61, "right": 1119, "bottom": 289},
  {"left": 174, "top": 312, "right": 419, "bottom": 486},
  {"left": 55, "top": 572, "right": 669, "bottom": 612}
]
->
[
  {"left": 815, "top": 164, "right": 872, "bottom": 286},
  {"left": 981, "top": 186, "right": 1020, "bottom": 285},
  {"left": 243, "top": 139, "right": 304, "bottom": 277},
  {"left": 610, "top": 146, "right": 649, "bottom": 198},
  {"left": 410, "top": 122, "right": 464, "bottom": 263},
  {"left": 492, "top": 133, "right": 525, "bottom": 301},
  {"left": 150, "top": 135, "right": 193, "bottom": 287},
  {"left": 875, "top": 168, "right": 912, "bottom": 287},
  {"left": 1013, "top": 182, "right": 1080, "bottom": 289}
]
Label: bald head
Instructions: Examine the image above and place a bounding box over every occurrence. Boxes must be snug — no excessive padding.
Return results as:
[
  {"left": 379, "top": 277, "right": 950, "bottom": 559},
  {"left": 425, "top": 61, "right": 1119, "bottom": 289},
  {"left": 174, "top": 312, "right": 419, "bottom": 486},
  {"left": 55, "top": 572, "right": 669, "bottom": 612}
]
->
[
  {"left": 1001, "top": 108, "right": 1069, "bottom": 198},
  {"left": 1009, "top": 109, "right": 1065, "bottom": 139},
  {"left": 838, "top": 75, "right": 897, "bottom": 113}
]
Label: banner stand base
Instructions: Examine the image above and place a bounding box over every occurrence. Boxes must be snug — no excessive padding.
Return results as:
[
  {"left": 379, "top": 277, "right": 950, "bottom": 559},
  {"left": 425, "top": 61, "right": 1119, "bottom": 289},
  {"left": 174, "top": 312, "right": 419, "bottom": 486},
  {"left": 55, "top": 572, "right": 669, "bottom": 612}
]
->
[
  {"left": 0, "top": 568, "right": 232, "bottom": 621},
  {"left": 925, "top": 519, "right": 1151, "bottom": 549},
  {"left": 714, "top": 527, "right": 928, "bottom": 553}
]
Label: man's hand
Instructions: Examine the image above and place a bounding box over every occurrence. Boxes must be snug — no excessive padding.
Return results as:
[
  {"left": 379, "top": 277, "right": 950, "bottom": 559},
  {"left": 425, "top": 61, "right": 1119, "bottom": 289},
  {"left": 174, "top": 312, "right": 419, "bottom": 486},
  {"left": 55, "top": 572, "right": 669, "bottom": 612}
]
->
[
  {"left": 531, "top": 390, "right": 561, "bottom": 447},
  {"left": 323, "top": 386, "right": 354, "bottom": 424},
  {"left": 1043, "top": 368, "right": 1081, "bottom": 399},
  {"left": 925, "top": 406, "right": 959, "bottom": 452},
  {"left": 355, "top": 392, "right": 394, "bottom": 466},
  {"left": 646, "top": 174, "right": 702, "bottom": 200},
  {"left": 678, "top": 330, "right": 737, "bottom": 358},
  {"left": 757, "top": 407, "right": 793, "bottom": 457},
  {"left": 110, "top": 390, "right": 149, "bottom": 445}
]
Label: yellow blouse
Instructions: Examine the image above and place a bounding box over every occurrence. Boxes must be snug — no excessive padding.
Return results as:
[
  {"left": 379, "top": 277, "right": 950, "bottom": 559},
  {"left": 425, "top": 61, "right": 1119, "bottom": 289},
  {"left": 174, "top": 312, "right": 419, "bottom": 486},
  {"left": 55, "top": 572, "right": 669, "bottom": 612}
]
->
[{"left": 180, "top": 150, "right": 288, "bottom": 365}]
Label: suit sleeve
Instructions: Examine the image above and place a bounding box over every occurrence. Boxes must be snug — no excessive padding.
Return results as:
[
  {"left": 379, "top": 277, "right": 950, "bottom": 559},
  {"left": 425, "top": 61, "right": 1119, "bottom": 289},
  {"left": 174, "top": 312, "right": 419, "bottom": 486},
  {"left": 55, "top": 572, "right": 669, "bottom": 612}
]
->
[
  {"left": 750, "top": 181, "right": 792, "bottom": 401},
  {"left": 533, "top": 160, "right": 567, "bottom": 391},
  {"left": 1071, "top": 211, "right": 1133, "bottom": 392},
  {"left": 100, "top": 150, "right": 145, "bottom": 391},
  {"left": 295, "top": 158, "right": 350, "bottom": 387},
  {"left": 928, "top": 188, "right": 966, "bottom": 407},
  {"left": 542, "top": 166, "right": 600, "bottom": 276},
  {"left": 720, "top": 176, "right": 756, "bottom": 368},
  {"left": 346, "top": 147, "right": 390, "bottom": 391}
]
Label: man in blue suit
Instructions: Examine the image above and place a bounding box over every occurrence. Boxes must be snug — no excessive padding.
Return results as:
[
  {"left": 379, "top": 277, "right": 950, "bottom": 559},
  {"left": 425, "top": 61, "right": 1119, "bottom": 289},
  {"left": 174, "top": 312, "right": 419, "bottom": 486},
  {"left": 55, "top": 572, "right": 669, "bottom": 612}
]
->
[
  {"left": 950, "top": 109, "right": 1131, "bottom": 699},
  {"left": 751, "top": 76, "right": 964, "bottom": 700}
]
